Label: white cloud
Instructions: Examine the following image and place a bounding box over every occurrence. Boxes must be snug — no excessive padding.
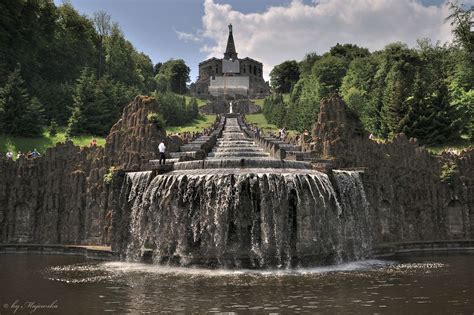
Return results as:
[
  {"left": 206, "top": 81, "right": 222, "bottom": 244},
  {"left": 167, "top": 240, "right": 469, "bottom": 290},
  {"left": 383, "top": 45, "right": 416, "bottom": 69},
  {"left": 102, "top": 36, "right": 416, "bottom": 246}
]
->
[
  {"left": 199, "top": 0, "right": 456, "bottom": 80},
  {"left": 175, "top": 30, "right": 202, "bottom": 43}
]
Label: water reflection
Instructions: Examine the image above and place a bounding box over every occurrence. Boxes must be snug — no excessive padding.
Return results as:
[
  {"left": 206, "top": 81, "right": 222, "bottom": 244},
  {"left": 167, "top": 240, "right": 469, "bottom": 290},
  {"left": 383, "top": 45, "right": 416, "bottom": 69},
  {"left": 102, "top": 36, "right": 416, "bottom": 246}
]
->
[{"left": 0, "top": 254, "right": 472, "bottom": 314}]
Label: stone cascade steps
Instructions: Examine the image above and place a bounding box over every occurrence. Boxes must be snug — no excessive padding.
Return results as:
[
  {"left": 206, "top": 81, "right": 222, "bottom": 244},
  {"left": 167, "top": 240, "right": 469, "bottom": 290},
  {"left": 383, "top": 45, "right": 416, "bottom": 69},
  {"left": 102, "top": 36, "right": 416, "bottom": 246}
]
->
[
  {"left": 150, "top": 117, "right": 225, "bottom": 167},
  {"left": 171, "top": 115, "right": 314, "bottom": 170},
  {"left": 205, "top": 117, "right": 272, "bottom": 161}
]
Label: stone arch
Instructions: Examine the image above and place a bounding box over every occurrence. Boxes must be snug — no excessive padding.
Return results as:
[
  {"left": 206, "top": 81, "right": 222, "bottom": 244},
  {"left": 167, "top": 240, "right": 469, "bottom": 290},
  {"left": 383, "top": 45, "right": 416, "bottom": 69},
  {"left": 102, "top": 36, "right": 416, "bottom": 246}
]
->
[{"left": 447, "top": 200, "right": 463, "bottom": 238}]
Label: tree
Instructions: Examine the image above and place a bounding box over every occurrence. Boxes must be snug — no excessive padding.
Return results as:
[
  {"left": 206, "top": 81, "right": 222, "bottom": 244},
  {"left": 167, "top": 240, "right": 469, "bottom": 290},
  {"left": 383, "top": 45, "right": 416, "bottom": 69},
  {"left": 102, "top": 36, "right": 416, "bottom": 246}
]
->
[
  {"left": 93, "top": 10, "right": 111, "bottom": 79},
  {"left": 153, "top": 62, "right": 163, "bottom": 76},
  {"left": 329, "top": 43, "right": 370, "bottom": 63},
  {"left": 446, "top": 1, "right": 474, "bottom": 57},
  {"left": 298, "top": 52, "right": 320, "bottom": 77},
  {"left": 269, "top": 60, "right": 300, "bottom": 93},
  {"left": 67, "top": 68, "right": 97, "bottom": 136},
  {"left": 155, "top": 59, "right": 190, "bottom": 94},
  {"left": 312, "top": 55, "right": 348, "bottom": 99},
  {"left": 340, "top": 57, "right": 378, "bottom": 130},
  {"left": 153, "top": 92, "right": 198, "bottom": 126},
  {"left": 370, "top": 43, "right": 419, "bottom": 136},
  {"left": 0, "top": 67, "right": 44, "bottom": 137},
  {"left": 262, "top": 94, "right": 286, "bottom": 127}
]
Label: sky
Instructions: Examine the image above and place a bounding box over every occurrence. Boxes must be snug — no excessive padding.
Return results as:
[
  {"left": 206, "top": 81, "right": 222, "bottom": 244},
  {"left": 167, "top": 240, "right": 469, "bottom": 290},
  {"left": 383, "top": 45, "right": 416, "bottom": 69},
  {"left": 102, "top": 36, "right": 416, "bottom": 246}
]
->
[{"left": 53, "top": 0, "right": 472, "bottom": 82}]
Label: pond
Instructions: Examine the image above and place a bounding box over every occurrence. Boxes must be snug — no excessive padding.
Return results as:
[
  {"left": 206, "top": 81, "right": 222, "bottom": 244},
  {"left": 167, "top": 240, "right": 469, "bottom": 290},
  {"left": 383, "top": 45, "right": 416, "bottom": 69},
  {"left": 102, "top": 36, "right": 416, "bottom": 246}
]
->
[{"left": 0, "top": 253, "right": 472, "bottom": 314}]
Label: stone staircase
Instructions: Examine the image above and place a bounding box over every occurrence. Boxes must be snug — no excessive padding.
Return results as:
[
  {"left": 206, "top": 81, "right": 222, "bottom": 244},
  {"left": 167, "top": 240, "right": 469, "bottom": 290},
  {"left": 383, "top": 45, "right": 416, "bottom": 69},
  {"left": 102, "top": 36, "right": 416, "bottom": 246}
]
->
[
  {"left": 207, "top": 118, "right": 270, "bottom": 160},
  {"left": 149, "top": 116, "right": 225, "bottom": 168},
  {"left": 150, "top": 115, "right": 327, "bottom": 171}
]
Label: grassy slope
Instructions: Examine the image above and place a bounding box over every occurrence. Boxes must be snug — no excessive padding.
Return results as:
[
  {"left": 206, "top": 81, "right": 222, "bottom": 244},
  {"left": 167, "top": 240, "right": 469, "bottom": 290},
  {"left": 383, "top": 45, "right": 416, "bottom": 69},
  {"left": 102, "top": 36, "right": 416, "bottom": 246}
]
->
[
  {"left": 246, "top": 113, "right": 298, "bottom": 136},
  {"left": 166, "top": 114, "right": 216, "bottom": 134},
  {"left": 245, "top": 113, "right": 277, "bottom": 131},
  {"left": 183, "top": 95, "right": 208, "bottom": 107},
  {"left": 0, "top": 131, "right": 106, "bottom": 157}
]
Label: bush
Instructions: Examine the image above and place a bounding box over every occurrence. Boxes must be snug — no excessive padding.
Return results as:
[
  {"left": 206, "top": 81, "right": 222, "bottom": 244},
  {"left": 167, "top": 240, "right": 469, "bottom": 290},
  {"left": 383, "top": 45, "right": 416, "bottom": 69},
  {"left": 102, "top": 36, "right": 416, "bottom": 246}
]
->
[
  {"left": 103, "top": 166, "right": 116, "bottom": 185},
  {"left": 147, "top": 112, "right": 166, "bottom": 129},
  {"left": 48, "top": 120, "right": 58, "bottom": 137},
  {"left": 440, "top": 161, "right": 459, "bottom": 184}
]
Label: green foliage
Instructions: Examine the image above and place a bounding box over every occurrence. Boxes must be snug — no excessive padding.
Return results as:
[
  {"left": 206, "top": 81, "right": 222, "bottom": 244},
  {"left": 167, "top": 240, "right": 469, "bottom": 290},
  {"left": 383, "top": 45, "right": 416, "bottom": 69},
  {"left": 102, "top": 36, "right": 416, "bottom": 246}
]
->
[
  {"left": 48, "top": 120, "right": 58, "bottom": 137},
  {"left": 166, "top": 114, "right": 215, "bottom": 134},
  {"left": 0, "top": 0, "right": 155, "bottom": 134},
  {"left": 152, "top": 92, "right": 199, "bottom": 126},
  {"left": 0, "top": 130, "right": 105, "bottom": 156},
  {"left": 0, "top": 67, "right": 45, "bottom": 137},
  {"left": 147, "top": 112, "right": 166, "bottom": 129},
  {"left": 155, "top": 59, "right": 190, "bottom": 94},
  {"left": 341, "top": 57, "right": 378, "bottom": 130},
  {"left": 265, "top": 38, "right": 473, "bottom": 145},
  {"left": 270, "top": 60, "right": 300, "bottom": 93},
  {"left": 67, "top": 68, "right": 135, "bottom": 136},
  {"left": 312, "top": 55, "right": 348, "bottom": 99},
  {"left": 103, "top": 166, "right": 116, "bottom": 185},
  {"left": 446, "top": 1, "right": 474, "bottom": 57},
  {"left": 245, "top": 113, "right": 278, "bottom": 134},
  {"left": 262, "top": 94, "right": 286, "bottom": 128},
  {"left": 298, "top": 52, "right": 320, "bottom": 77},
  {"left": 440, "top": 161, "right": 459, "bottom": 184},
  {"left": 329, "top": 43, "right": 370, "bottom": 62}
]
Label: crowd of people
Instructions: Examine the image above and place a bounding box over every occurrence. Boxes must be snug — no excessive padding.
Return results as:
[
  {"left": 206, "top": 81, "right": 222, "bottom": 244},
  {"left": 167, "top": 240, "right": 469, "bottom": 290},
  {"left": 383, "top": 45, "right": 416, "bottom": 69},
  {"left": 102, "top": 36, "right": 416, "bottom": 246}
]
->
[{"left": 2, "top": 148, "right": 41, "bottom": 161}]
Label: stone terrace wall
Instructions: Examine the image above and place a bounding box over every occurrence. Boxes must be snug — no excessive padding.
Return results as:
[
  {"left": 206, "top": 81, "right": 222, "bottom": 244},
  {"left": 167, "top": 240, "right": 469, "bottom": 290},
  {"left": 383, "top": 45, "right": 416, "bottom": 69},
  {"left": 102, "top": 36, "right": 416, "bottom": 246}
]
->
[
  {"left": 308, "top": 94, "right": 473, "bottom": 244},
  {"left": 0, "top": 95, "right": 168, "bottom": 245}
]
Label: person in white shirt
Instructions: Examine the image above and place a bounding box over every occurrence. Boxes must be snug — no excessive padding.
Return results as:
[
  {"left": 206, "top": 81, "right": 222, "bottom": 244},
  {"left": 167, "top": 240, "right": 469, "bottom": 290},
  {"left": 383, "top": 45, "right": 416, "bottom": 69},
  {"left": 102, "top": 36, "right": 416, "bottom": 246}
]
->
[
  {"left": 158, "top": 140, "right": 166, "bottom": 165},
  {"left": 6, "top": 151, "right": 13, "bottom": 160}
]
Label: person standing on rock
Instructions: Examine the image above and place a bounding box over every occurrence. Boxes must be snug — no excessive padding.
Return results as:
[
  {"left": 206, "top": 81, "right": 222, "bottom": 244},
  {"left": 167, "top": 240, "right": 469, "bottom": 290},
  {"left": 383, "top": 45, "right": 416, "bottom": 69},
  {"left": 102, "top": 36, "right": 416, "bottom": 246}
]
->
[{"left": 158, "top": 139, "right": 166, "bottom": 165}]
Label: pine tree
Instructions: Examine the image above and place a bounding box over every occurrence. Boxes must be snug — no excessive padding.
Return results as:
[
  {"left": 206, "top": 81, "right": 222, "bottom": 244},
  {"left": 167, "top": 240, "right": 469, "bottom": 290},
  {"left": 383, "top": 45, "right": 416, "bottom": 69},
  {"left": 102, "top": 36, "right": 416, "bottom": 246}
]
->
[
  {"left": 67, "top": 68, "right": 97, "bottom": 136},
  {"left": 0, "top": 66, "right": 44, "bottom": 136},
  {"left": 401, "top": 71, "right": 462, "bottom": 145}
]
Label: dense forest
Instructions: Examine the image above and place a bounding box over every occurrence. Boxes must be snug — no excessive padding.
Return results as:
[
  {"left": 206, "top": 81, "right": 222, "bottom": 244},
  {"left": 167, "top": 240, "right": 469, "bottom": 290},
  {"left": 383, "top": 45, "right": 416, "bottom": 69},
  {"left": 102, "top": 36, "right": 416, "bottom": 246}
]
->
[
  {"left": 0, "top": 0, "right": 195, "bottom": 137},
  {"left": 266, "top": 2, "right": 473, "bottom": 145}
]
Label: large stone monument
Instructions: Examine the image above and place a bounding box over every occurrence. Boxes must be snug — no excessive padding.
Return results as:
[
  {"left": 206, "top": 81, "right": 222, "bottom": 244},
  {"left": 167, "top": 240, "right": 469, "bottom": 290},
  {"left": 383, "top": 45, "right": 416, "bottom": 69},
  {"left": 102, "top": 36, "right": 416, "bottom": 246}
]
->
[{"left": 192, "top": 24, "right": 270, "bottom": 99}]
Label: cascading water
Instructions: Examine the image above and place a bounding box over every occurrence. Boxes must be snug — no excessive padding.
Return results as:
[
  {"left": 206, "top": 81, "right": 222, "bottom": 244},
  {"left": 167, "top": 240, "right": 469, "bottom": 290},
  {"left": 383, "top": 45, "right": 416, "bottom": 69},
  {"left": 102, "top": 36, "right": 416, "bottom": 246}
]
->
[
  {"left": 112, "top": 116, "right": 372, "bottom": 268},
  {"left": 114, "top": 169, "right": 372, "bottom": 268}
]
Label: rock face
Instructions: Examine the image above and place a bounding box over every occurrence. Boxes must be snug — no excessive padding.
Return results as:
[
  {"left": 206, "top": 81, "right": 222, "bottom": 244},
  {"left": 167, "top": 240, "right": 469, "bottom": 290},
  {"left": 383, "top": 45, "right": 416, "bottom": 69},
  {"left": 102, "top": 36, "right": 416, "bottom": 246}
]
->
[
  {"left": 0, "top": 96, "right": 167, "bottom": 245},
  {"left": 0, "top": 143, "right": 108, "bottom": 244},
  {"left": 310, "top": 94, "right": 367, "bottom": 163},
  {"left": 308, "top": 94, "right": 474, "bottom": 243},
  {"left": 106, "top": 95, "right": 166, "bottom": 171}
]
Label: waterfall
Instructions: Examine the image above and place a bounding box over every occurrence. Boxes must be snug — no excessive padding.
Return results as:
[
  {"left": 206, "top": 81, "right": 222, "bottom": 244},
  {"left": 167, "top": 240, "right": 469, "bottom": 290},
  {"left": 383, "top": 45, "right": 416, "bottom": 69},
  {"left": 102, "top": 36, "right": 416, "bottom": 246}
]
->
[{"left": 115, "top": 169, "right": 372, "bottom": 268}]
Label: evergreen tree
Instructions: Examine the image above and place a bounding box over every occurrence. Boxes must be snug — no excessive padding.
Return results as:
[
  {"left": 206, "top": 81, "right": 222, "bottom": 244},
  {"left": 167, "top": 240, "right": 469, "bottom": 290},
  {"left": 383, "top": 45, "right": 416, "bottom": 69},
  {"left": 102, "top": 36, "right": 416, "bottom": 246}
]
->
[
  {"left": 0, "top": 67, "right": 44, "bottom": 137},
  {"left": 401, "top": 73, "right": 461, "bottom": 144},
  {"left": 67, "top": 68, "right": 97, "bottom": 136}
]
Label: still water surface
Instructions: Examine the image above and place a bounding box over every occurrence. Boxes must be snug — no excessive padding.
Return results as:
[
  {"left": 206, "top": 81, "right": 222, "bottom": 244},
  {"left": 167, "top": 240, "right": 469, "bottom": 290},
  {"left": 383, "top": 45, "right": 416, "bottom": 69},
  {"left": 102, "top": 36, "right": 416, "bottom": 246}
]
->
[{"left": 0, "top": 254, "right": 472, "bottom": 314}]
